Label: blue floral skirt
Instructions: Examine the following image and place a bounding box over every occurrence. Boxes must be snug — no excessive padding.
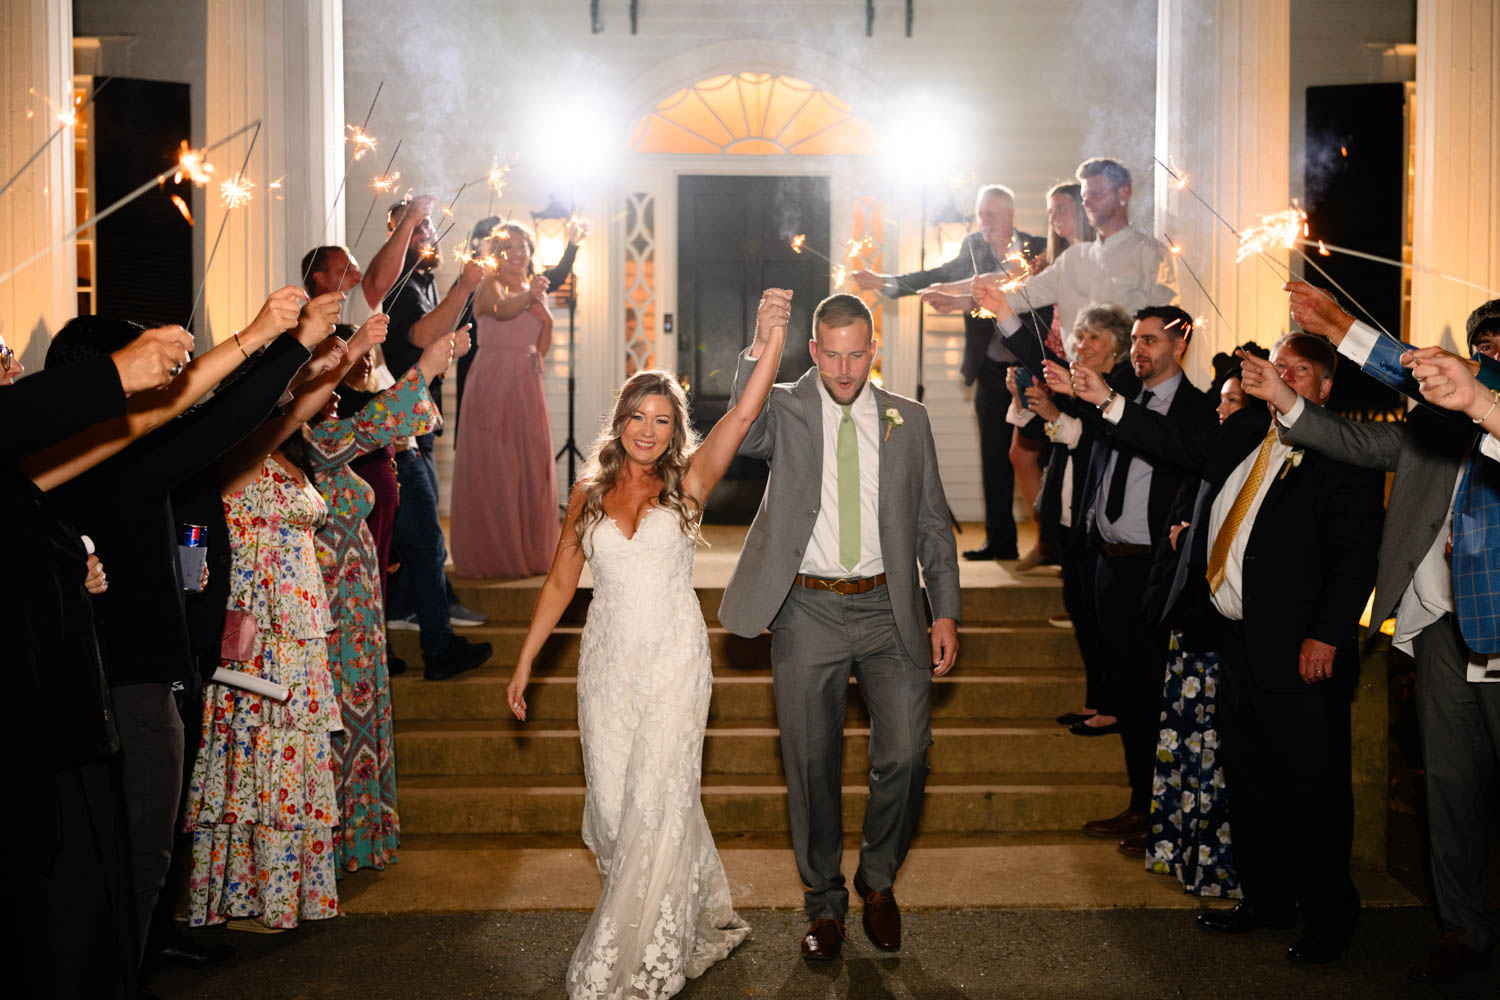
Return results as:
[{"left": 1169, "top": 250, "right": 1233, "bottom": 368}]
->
[{"left": 1145, "top": 644, "right": 1241, "bottom": 898}]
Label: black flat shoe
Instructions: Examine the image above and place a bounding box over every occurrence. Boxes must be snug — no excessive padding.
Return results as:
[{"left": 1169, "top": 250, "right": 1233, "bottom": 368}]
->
[
  {"left": 1069, "top": 719, "right": 1120, "bottom": 736},
  {"left": 962, "top": 545, "right": 1017, "bottom": 561},
  {"left": 1056, "top": 711, "right": 1096, "bottom": 726}
]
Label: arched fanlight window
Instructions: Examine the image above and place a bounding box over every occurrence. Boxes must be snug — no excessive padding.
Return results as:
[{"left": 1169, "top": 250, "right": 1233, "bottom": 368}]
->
[{"left": 628, "top": 73, "right": 874, "bottom": 155}]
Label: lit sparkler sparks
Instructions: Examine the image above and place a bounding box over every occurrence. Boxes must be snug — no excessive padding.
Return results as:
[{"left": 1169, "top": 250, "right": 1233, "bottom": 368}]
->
[
  {"left": 1317, "top": 240, "right": 1330, "bottom": 256},
  {"left": 846, "top": 235, "right": 876, "bottom": 260},
  {"left": 1234, "top": 206, "right": 1306, "bottom": 263},
  {"left": 218, "top": 173, "right": 253, "bottom": 209},
  {"left": 174, "top": 141, "right": 215, "bottom": 186},
  {"left": 832, "top": 265, "right": 847, "bottom": 287},
  {"left": 791, "top": 234, "right": 807, "bottom": 254},
  {"left": 346, "top": 124, "right": 377, "bottom": 161},
  {"left": 170, "top": 195, "right": 193, "bottom": 226},
  {"left": 372, "top": 169, "right": 402, "bottom": 193}
]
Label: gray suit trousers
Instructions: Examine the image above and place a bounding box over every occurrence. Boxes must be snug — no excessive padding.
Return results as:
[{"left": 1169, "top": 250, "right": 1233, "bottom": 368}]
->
[
  {"left": 770, "top": 584, "right": 932, "bottom": 922},
  {"left": 1413, "top": 615, "right": 1500, "bottom": 952}
]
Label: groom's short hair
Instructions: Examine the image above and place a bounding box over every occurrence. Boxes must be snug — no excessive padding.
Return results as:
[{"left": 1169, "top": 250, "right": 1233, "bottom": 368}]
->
[{"left": 812, "top": 294, "right": 873, "bottom": 342}]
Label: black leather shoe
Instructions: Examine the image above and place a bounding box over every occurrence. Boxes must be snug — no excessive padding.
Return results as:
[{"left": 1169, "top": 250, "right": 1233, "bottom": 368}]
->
[
  {"left": 1287, "top": 934, "right": 1348, "bottom": 964},
  {"left": 1082, "top": 807, "right": 1147, "bottom": 839},
  {"left": 1069, "top": 719, "right": 1121, "bottom": 736},
  {"left": 423, "top": 636, "right": 491, "bottom": 680},
  {"left": 801, "top": 918, "right": 846, "bottom": 960},
  {"left": 1196, "top": 902, "right": 1297, "bottom": 934},
  {"left": 1117, "top": 833, "right": 1148, "bottom": 858},
  {"left": 853, "top": 872, "right": 901, "bottom": 951},
  {"left": 1055, "top": 710, "right": 1096, "bottom": 726},
  {"left": 387, "top": 654, "right": 407, "bottom": 677},
  {"left": 963, "top": 545, "right": 1019, "bottom": 561}
]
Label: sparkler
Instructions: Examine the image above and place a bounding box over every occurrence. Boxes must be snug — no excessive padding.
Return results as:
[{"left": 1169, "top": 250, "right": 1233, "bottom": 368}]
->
[
  {"left": 174, "top": 141, "right": 216, "bottom": 186},
  {"left": 333, "top": 139, "right": 406, "bottom": 313},
  {"left": 1293, "top": 238, "right": 1500, "bottom": 299},
  {"left": 345, "top": 124, "right": 377, "bottom": 161},
  {"left": 790, "top": 235, "right": 858, "bottom": 289},
  {"left": 219, "top": 173, "right": 254, "bottom": 209},
  {"left": 0, "top": 118, "right": 262, "bottom": 289},
  {"left": 1164, "top": 233, "right": 1234, "bottom": 343},
  {"left": 301, "top": 81, "right": 384, "bottom": 288},
  {"left": 187, "top": 120, "right": 262, "bottom": 330},
  {"left": 0, "top": 78, "right": 113, "bottom": 200},
  {"left": 387, "top": 220, "right": 456, "bottom": 304},
  {"left": 486, "top": 156, "right": 515, "bottom": 215},
  {"left": 170, "top": 195, "right": 193, "bottom": 226}
]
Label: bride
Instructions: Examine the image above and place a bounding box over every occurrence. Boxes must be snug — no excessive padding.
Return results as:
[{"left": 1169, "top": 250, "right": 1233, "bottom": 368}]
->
[{"left": 507, "top": 288, "right": 792, "bottom": 998}]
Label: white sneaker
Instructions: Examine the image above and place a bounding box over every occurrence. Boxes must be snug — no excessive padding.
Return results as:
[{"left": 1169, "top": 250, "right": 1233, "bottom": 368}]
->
[{"left": 387, "top": 614, "right": 420, "bottom": 631}]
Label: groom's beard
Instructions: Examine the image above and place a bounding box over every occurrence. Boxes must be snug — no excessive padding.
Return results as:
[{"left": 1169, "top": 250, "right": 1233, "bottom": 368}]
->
[{"left": 818, "top": 370, "right": 871, "bottom": 405}]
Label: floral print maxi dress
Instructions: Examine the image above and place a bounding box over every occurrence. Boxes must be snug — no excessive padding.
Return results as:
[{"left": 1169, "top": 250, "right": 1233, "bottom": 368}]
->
[
  {"left": 305, "top": 367, "right": 436, "bottom": 874},
  {"left": 1145, "top": 639, "right": 1241, "bottom": 898},
  {"left": 183, "top": 457, "right": 342, "bottom": 928}
]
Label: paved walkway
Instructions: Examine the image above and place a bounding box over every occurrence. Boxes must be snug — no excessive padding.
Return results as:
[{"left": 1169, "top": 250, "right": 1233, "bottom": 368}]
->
[{"left": 150, "top": 907, "right": 1497, "bottom": 999}]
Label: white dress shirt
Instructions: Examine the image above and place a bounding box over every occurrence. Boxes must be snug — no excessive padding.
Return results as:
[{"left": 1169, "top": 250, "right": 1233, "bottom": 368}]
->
[
  {"left": 1280, "top": 321, "right": 1499, "bottom": 682},
  {"left": 995, "top": 226, "right": 1178, "bottom": 360},
  {"left": 801, "top": 379, "right": 885, "bottom": 579},
  {"left": 1203, "top": 429, "right": 1293, "bottom": 621}
]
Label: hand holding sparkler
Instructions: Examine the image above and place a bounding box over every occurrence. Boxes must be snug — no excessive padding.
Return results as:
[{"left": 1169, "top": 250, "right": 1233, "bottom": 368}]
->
[
  {"left": 293, "top": 291, "right": 346, "bottom": 349},
  {"left": 565, "top": 216, "right": 588, "bottom": 245},
  {"left": 1064, "top": 362, "right": 1110, "bottom": 407},
  {"left": 299, "top": 337, "right": 348, "bottom": 382},
  {"left": 528, "top": 275, "right": 551, "bottom": 304},
  {"left": 241, "top": 286, "right": 310, "bottom": 349},
  {"left": 1402, "top": 346, "right": 1488, "bottom": 418},
  {"left": 919, "top": 290, "right": 970, "bottom": 314},
  {"left": 457, "top": 259, "right": 485, "bottom": 294},
  {"left": 112, "top": 326, "right": 195, "bottom": 394},
  {"left": 398, "top": 193, "right": 437, "bottom": 228},
  {"left": 1236, "top": 348, "right": 1299, "bottom": 415},
  {"left": 971, "top": 274, "right": 1016, "bottom": 323},
  {"left": 1285, "top": 281, "right": 1355, "bottom": 344},
  {"left": 348, "top": 313, "right": 390, "bottom": 362},
  {"left": 417, "top": 325, "right": 470, "bottom": 385},
  {"left": 850, "top": 269, "right": 884, "bottom": 292},
  {"left": 1042, "top": 359, "right": 1073, "bottom": 396}
]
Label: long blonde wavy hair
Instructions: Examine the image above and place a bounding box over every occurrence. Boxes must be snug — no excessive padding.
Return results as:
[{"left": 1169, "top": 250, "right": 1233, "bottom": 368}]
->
[{"left": 575, "top": 370, "right": 703, "bottom": 544}]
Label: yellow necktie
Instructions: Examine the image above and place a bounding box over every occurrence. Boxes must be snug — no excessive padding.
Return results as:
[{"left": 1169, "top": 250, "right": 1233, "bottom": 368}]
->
[{"left": 1206, "top": 426, "right": 1278, "bottom": 593}]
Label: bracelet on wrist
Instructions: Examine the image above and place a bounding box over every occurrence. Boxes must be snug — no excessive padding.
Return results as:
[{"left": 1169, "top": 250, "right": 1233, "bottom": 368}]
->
[
  {"left": 233, "top": 330, "right": 251, "bottom": 360},
  {"left": 1472, "top": 388, "right": 1499, "bottom": 425},
  {"left": 1097, "top": 389, "right": 1118, "bottom": 412}
]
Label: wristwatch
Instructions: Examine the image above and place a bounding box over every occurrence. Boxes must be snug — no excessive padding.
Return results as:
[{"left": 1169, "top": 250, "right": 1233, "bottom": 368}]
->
[{"left": 1097, "top": 389, "right": 1118, "bottom": 412}]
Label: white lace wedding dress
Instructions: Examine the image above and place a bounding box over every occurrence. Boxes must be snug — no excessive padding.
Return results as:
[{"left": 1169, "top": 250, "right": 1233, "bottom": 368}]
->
[{"left": 567, "top": 506, "right": 750, "bottom": 999}]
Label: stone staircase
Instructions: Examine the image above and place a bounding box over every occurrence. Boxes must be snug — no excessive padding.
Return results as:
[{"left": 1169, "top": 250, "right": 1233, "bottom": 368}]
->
[{"left": 387, "top": 574, "right": 1131, "bottom": 842}]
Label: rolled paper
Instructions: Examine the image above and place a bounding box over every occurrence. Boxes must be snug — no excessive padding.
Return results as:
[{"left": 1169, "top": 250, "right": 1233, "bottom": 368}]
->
[
  {"left": 212, "top": 667, "right": 290, "bottom": 702},
  {"left": 81, "top": 534, "right": 95, "bottom": 555}
]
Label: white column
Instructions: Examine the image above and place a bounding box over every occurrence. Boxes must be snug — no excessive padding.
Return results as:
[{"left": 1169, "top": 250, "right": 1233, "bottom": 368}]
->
[
  {"left": 1155, "top": 0, "right": 1290, "bottom": 383},
  {"left": 1410, "top": 0, "right": 1499, "bottom": 347},
  {"left": 203, "top": 0, "right": 343, "bottom": 345},
  {"left": 0, "top": 0, "right": 76, "bottom": 368}
]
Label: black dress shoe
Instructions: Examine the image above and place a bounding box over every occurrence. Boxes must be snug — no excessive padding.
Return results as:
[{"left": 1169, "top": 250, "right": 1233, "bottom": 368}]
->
[
  {"left": 962, "top": 545, "right": 1019, "bottom": 561},
  {"left": 1082, "top": 807, "right": 1147, "bottom": 839},
  {"left": 387, "top": 654, "right": 407, "bottom": 677},
  {"left": 1195, "top": 902, "right": 1297, "bottom": 934},
  {"left": 801, "top": 918, "right": 846, "bottom": 960},
  {"left": 1069, "top": 719, "right": 1120, "bottom": 736},
  {"left": 1117, "top": 833, "right": 1148, "bottom": 858},
  {"left": 154, "top": 939, "right": 236, "bottom": 966},
  {"left": 423, "top": 635, "right": 492, "bottom": 680},
  {"left": 854, "top": 872, "right": 901, "bottom": 951},
  {"left": 1287, "top": 934, "right": 1348, "bottom": 964},
  {"left": 1055, "top": 710, "right": 1096, "bottom": 726}
]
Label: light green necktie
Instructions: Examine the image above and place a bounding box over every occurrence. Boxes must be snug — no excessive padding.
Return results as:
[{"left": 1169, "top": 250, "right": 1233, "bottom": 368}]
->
[{"left": 838, "top": 404, "right": 860, "bottom": 571}]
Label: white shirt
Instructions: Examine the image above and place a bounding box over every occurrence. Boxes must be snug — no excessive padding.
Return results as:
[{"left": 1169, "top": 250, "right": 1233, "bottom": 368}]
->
[
  {"left": 1203, "top": 428, "right": 1293, "bottom": 621},
  {"left": 801, "top": 379, "right": 885, "bottom": 578},
  {"left": 1044, "top": 413, "right": 1085, "bottom": 528},
  {"left": 1095, "top": 371, "right": 1183, "bottom": 545},
  {"left": 996, "top": 226, "right": 1178, "bottom": 359},
  {"left": 1281, "top": 322, "right": 1500, "bottom": 682}
]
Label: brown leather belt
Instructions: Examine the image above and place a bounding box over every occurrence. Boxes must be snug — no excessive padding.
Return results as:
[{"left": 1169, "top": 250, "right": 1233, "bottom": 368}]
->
[
  {"left": 793, "top": 572, "right": 887, "bottom": 595},
  {"left": 1098, "top": 541, "right": 1153, "bottom": 558}
]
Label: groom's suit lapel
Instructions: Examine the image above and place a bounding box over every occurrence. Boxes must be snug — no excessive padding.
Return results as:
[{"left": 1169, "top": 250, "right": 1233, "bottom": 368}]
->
[
  {"left": 872, "top": 384, "right": 893, "bottom": 520},
  {"left": 796, "top": 368, "right": 824, "bottom": 481}
]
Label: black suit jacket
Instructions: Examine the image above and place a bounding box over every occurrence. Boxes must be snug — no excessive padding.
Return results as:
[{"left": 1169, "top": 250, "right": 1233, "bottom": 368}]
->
[
  {"left": 1078, "top": 370, "right": 1217, "bottom": 549},
  {"left": 1108, "top": 403, "right": 1384, "bottom": 692},
  {"left": 890, "top": 229, "right": 1049, "bottom": 384}
]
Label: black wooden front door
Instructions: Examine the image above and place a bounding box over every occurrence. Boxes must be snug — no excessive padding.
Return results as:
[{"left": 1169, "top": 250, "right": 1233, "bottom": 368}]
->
[{"left": 676, "top": 174, "right": 830, "bottom": 520}]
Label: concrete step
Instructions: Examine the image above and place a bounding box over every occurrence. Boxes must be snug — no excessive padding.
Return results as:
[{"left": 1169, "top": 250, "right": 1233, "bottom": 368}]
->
[
  {"left": 390, "top": 624, "right": 1084, "bottom": 674},
  {"left": 443, "top": 581, "right": 1066, "bottom": 627},
  {"left": 396, "top": 772, "right": 1130, "bottom": 836},
  {"left": 392, "top": 668, "right": 1086, "bottom": 723},
  {"left": 393, "top": 718, "right": 1121, "bottom": 778}
]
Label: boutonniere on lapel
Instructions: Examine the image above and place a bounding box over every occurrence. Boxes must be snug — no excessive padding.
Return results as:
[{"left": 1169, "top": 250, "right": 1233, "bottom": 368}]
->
[
  {"left": 883, "top": 406, "right": 904, "bottom": 442},
  {"left": 1278, "top": 449, "right": 1305, "bottom": 480}
]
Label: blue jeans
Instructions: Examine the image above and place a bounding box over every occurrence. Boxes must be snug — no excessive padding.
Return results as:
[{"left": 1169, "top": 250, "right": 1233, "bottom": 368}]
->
[{"left": 390, "top": 442, "right": 452, "bottom": 658}]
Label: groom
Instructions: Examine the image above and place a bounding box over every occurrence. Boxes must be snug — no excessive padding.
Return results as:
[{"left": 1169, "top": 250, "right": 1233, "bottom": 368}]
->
[{"left": 720, "top": 292, "right": 962, "bottom": 959}]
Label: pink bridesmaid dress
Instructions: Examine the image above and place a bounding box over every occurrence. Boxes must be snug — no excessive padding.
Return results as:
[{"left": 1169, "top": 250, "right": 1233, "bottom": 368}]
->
[{"left": 450, "top": 309, "right": 560, "bottom": 577}]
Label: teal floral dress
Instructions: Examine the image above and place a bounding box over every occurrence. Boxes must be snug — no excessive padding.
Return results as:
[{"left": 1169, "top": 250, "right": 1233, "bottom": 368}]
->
[
  {"left": 1145, "top": 638, "right": 1241, "bottom": 898},
  {"left": 184, "top": 457, "right": 342, "bottom": 928},
  {"left": 305, "top": 366, "right": 437, "bottom": 874}
]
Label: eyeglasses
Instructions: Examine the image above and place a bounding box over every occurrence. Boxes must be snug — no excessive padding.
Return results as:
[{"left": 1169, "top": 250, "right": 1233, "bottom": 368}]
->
[{"left": 0, "top": 344, "right": 15, "bottom": 374}]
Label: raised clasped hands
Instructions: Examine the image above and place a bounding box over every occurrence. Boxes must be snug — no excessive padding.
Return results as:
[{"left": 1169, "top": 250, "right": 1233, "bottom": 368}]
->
[
  {"left": 1402, "top": 345, "right": 1486, "bottom": 416},
  {"left": 754, "top": 288, "right": 793, "bottom": 353},
  {"left": 112, "top": 325, "right": 195, "bottom": 394},
  {"left": 1237, "top": 348, "right": 1298, "bottom": 414}
]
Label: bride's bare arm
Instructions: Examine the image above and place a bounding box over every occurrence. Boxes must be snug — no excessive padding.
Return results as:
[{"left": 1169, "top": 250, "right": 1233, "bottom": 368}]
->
[
  {"left": 508, "top": 486, "right": 588, "bottom": 721},
  {"left": 684, "top": 288, "right": 791, "bottom": 502}
]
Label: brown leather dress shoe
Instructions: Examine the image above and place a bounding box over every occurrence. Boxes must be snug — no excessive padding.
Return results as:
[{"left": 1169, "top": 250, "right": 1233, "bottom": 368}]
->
[
  {"left": 1082, "top": 807, "right": 1148, "bottom": 839},
  {"left": 1117, "top": 833, "right": 1148, "bottom": 858},
  {"left": 801, "top": 918, "right": 846, "bottom": 960},
  {"left": 1408, "top": 932, "right": 1492, "bottom": 984},
  {"left": 854, "top": 872, "right": 901, "bottom": 951}
]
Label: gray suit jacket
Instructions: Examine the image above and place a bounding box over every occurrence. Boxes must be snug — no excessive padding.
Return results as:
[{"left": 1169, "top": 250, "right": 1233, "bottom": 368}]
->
[
  {"left": 1281, "top": 399, "right": 1474, "bottom": 629},
  {"left": 717, "top": 349, "right": 962, "bottom": 667}
]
